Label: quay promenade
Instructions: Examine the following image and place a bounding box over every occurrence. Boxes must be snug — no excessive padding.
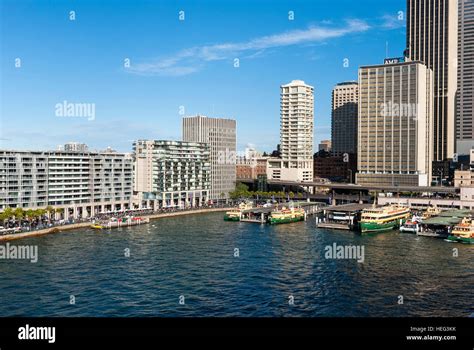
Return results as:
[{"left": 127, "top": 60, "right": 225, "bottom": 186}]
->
[{"left": 0, "top": 207, "right": 232, "bottom": 242}]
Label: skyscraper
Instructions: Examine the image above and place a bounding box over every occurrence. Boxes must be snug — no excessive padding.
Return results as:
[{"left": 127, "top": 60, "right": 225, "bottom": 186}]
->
[
  {"left": 279, "top": 80, "right": 314, "bottom": 182},
  {"left": 406, "top": 0, "right": 458, "bottom": 161},
  {"left": 182, "top": 115, "right": 236, "bottom": 200},
  {"left": 456, "top": 0, "right": 474, "bottom": 143},
  {"left": 356, "top": 61, "right": 434, "bottom": 186},
  {"left": 331, "top": 82, "right": 359, "bottom": 155}
]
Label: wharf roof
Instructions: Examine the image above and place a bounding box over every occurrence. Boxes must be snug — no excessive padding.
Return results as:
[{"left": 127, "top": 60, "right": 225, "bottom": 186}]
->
[
  {"left": 324, "top": 203, "right": 373, "bottom": 213},
  {"left": 423, "top": 209, "right": 473, "bottom": 226}
]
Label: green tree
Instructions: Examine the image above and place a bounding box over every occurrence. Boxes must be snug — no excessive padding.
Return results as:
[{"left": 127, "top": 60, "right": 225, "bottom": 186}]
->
[
  {"left": 0, "top": 211, "right": 8, "bottom": 225},
  {"left": 229, "top": 182, "right": 251, "bottom": 200},
  {"left": 2, "top": 207, "right": 13, "bottom": 221},
  {"left": 13, "top": 208, "right": 24, "bottom": 220},
  {"left": 25, "top": 209, "right": 34, "bottom": 220}
]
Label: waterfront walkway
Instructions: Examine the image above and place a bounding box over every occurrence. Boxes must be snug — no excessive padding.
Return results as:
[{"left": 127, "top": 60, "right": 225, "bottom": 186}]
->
[{"left": 0, "top": 207, "right": 232, "bottom": 242}]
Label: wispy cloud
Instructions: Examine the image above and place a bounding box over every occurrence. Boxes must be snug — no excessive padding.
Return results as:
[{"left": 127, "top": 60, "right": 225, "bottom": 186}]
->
[
  {"left": 379, "top": 14, "right": 406, "bottom": 29},
  {"left": 127, "top": 19, "right": 370, "bottom": 77}
]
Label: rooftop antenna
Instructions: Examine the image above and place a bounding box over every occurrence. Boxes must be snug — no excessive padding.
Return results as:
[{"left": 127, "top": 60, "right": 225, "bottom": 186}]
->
[{"left": 385, "top": 41, "right": 389, "bottom": 58}]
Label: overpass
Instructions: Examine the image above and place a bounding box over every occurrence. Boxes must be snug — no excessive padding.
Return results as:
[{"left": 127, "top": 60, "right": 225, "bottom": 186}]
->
[{"left": 238, "top": 178, "right": 458, "bottom": 194}]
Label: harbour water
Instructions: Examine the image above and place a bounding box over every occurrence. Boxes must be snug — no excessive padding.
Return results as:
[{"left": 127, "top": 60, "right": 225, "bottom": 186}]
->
[{"left": 0, "top": 212, "right": 472, "bottom": 317}]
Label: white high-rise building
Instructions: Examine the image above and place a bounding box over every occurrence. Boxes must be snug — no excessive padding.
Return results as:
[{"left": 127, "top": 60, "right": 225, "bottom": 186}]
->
[
  {"left": 182, "top": 115, "right": 236, "bottom": 200},
  {"left": 268, "top": 80, "right": 314, "bottom": 182}
]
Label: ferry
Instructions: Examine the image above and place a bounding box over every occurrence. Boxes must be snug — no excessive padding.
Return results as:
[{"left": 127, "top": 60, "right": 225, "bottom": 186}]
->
[
  {"left": 90, "top": 216, "right": 149, "bottom": 230},
  {"left": 421, "top": 206, "right": 441, "bottom": 220},
  {"left": 360, "top": 205, "right": 411, "bottom": 233},
  {"left": 268, "top": 206, "right": 305, "bottom": 225},
  {"left": 224, "top": 201, "right": 253, "bottom": 221},
  {"left": 446, "top": 217, "right": 474, "bottom": 244}
]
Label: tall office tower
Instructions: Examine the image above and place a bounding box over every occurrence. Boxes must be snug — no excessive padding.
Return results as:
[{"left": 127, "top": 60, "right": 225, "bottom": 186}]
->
[
  {"left": 406, "top": 0, "right": 458, "bottom": 161},
  {"left": 133, "top": 140, "right": 210, "bottom": 208},
  {"left": 356, "top": 61, "right": 434, "bottom": 186},
  {"left": 182, "top": 115, "right": 236, "bottom": 200},
  {"left": 331, "top": 82, "right": 359, "bottom": 155},
  {"left": 456, "top": 0, "right": 474, "bottom": 145},
  {"left": 279, "top": 80, "right": 314, "bottom": 182}
]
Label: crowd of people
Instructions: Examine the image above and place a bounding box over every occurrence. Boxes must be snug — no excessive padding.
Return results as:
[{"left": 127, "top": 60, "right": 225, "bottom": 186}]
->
[{"left": 0, "top": 202, "right": 234, "bottom": 236}]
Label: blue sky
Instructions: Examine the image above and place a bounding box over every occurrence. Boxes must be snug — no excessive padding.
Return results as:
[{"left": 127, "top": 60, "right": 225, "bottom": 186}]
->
[{"left": 1, "top": 0, "right": 406, "bottom": 153}]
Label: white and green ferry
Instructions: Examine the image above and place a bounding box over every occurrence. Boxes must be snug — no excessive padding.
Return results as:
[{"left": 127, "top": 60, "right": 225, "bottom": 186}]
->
[{"left": 360, "top": 205, "right": 411, "bottom": 233}]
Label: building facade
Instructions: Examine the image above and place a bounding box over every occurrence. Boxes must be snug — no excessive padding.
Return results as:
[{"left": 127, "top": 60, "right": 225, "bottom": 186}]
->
[
  {"left": 313, "top": 150, "right": 357, "bottom": 183},
  {"left": 133, "top": 140, "right": 210, "bottom": 208},
  {"left": 406, "top": 0, "right": 458, "bottom": 161},
  {"left": 318, "top": 140, "right": 332, "bottom": 152},
  {"left": 182, "top": 115, "right": 236, "bottom": 200},
  {"left": 356, "top": 61, "right": 434, "bottom": 186},
  {"left": 236, "top": 156, "right": 268, "bottom": 180},
  {"left": 456, "top": 0, "right": 474, "bottom": 141},
  {"left": 0, "top": 148, "right": 133, "bottom": 217},
  {"left": 277, "top": 80, "right": 314, "bottom": 182},
  {"left": 331, "top": 82, "right": 359, "bottom": 155},
  {"left": 454, "top": 169, "right": 474, "bottom": 187}
]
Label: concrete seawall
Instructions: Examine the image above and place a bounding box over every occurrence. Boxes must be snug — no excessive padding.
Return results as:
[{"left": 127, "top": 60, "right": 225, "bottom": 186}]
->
[{"left": 0, "top": 208, "right": 231, "bottom": 242}]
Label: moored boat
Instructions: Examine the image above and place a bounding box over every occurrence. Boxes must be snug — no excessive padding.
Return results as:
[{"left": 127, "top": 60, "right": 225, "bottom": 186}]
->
[
  {"left": 360, "top": 205, "right": 411, "bottom": 233},
  {"left": 421, "top": 206, "right": 441, "bottom": 220},
  {"left": 269, "top": 206, "right": 305, "bottom": 225},
  {"left": 399, "top": 216, "right": 422, "bottom": 233},
  {"left": 446, "top": 217, "right": 474, "bottom": 244},
  {"left": 224, "top": 201, "right": 253, "bottom": 221},
  {"left": 91, "top": 216, "right": 149, "bottom": 230}
]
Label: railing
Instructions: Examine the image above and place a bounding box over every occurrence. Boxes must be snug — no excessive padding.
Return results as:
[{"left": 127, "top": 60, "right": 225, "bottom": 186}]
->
[{"left": 0, "top": 204, "right": 235, "bottom": 236}]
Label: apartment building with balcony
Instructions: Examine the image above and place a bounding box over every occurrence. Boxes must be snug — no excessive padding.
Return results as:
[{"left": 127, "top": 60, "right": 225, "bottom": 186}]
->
[
  {"left": 268, "top": 80, "right": 314, "bottom": 182},
  {"left": 0, "top": 147, "right": 133, "bottom": 218},
  {"left": 133, "top": 140, "right": 210, "bottom": 208}
]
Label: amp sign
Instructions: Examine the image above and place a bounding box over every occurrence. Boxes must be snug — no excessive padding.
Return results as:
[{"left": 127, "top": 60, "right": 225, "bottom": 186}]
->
[{"left": 384, "top": 57, "right": 405, "bottom": 64}]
